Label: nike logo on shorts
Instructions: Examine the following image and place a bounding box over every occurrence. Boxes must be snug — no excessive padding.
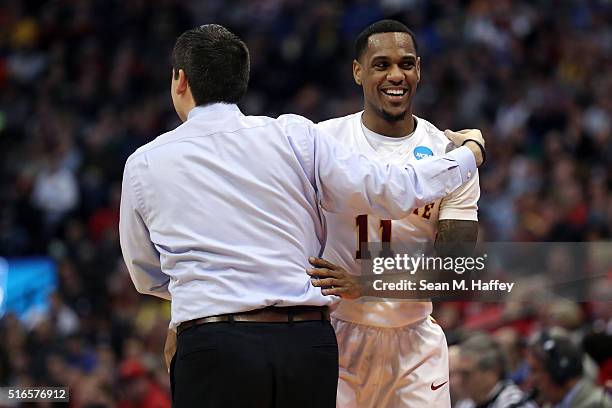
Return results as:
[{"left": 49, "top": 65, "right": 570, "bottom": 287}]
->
[{"left": 430, "top": 381, "right": 448, "bottom": 391}]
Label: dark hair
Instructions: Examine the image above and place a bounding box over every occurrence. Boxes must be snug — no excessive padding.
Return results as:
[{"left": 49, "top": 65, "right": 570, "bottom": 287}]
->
[
  {"left": 171, "top": 24, "right": 250, "bottom": 106},
  {"left": 529, "top": 331, "right": 583, "bottom": 385},
  {"left": 354, "top": 19, "right": 418, "bottom": 60},
  {"left": 460, "top": 333, "right": 507, "bottom": 379}
]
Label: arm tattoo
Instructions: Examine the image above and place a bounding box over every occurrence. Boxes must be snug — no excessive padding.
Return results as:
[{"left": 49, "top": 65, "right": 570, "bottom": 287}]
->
[{"left": 435, "top": 219, "right": 478, "bottom": 257}]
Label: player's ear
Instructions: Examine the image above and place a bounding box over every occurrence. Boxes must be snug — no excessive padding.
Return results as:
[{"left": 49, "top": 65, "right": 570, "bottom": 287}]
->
[
  {"left": 416, "top": 57, "right": 421, "bottom": 83},
  {"left": 176, "top": 69, "right": 188, "bottom": 95},
  {"left": 353, "top": 59, "right": 362, "bottom": 86}
]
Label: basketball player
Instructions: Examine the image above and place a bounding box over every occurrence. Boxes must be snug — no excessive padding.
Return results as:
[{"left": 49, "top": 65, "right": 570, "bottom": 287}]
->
[{"left": 309, "top": 20, "right": 480, "bottom": 407}]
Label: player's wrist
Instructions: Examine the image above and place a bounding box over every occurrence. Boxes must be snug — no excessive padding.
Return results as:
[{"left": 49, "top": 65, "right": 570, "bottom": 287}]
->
[{"left": 462, "top": 140, "right": 485, "bottom": 166}]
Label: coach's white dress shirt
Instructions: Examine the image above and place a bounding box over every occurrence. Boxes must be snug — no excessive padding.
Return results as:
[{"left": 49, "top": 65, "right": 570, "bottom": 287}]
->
[{"left": 119, "top": 103, "right": 476, "bottom": 329}]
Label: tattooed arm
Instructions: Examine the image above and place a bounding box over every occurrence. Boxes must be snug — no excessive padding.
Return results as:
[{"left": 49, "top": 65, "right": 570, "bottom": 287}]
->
[
  {"left": 434, "top": 219, "right": 478, "bottom": 256},
  {"left": 434, "top": 219, "right": 479, "bottom": 300}
]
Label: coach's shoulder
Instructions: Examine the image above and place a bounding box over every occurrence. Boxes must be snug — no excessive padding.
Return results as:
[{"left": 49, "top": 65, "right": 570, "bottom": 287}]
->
[
  {"left": 124, "top": 127, "right": 179, "bottom": 167},
  {"left": 274, "top": 113, "right": 319, "bottom": 140}
]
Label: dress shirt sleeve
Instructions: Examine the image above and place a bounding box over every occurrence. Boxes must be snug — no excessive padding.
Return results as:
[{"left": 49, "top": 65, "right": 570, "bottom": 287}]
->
[
  {"left": 119, "top": 160, "right": 171, "bottom": 300},
  {"left": 312, "top": 126, "right": 477, "bottom": 219}
]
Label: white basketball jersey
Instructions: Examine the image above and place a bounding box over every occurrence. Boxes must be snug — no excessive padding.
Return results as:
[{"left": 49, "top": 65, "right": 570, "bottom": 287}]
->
[{"left": 318, "top": 112, "right": 480, "bottom": 327}]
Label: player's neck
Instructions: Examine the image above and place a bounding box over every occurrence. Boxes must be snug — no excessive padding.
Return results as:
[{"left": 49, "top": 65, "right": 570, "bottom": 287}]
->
[{"left": 362, "top": 109, "right": 415, "bottom": 138}]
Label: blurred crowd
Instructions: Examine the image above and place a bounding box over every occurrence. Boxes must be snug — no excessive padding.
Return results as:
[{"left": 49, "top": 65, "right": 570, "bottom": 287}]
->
[{"left": 0, "top": 0, "right": 610, "bottom": 406}]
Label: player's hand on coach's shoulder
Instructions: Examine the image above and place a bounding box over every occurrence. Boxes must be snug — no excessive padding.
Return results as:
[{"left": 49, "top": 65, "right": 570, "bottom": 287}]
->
[
  {"left": 307, "top": 257, "right": 362, "bottom": 299},
  {"left": 444, "top": 129, "right": 486, "bottom": 167}
]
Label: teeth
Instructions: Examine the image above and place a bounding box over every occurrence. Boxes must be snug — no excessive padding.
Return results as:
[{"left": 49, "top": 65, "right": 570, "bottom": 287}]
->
[{"left": 384, "top": 89, "right": 405, "bottom": 96}]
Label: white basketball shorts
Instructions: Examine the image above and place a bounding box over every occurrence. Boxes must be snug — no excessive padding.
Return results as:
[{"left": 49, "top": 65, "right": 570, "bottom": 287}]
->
[{"left": 333, "top": 316, "right": 450, "bottom": 408}]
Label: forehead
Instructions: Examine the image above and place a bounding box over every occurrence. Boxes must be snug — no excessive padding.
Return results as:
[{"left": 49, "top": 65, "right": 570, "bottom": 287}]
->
[
  {"left": 363, "top": 32, "right": 416, "bottom": 59},
  {"left": 457, "top": 353, "right": 477, "bottom": 369}
]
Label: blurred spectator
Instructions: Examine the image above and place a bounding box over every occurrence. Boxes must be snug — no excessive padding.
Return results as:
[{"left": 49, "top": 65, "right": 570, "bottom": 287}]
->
[
  {"left": 493, "top": 326, "right": 531, "bottom": 386},
  {"left": 117, "top": 359, "right": 170, "bottom": 408},
  {"left": 527, "top": 331, "right": 612, "bottom": 408},
  {"left": 23, "top": 291, "right": 80, "bottom": 336},
  {"left": 30, "top": 155, "right": 79, "bottom": 227},
  {"left": 455, "top": 333, "right": 537, "bottom": 408},
  {"left": 449, "top": 344, "right": 467, "bottom": 407}
]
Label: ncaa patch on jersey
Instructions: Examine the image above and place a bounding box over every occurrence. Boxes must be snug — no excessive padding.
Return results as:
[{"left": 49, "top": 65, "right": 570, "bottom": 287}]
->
[{"left": 413, "top": 146, "right": 434, "bottom": 160}]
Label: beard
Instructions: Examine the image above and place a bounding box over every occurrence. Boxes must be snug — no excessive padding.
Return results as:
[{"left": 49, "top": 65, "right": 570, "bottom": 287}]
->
[{"left": 378, "top": 107, "right": 408, "bottom": 123}]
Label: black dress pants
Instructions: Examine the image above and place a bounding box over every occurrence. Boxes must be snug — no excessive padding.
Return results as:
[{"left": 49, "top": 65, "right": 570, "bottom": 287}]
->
[{"left": 171, "top": 320, "right": 339, "bottom": 407}]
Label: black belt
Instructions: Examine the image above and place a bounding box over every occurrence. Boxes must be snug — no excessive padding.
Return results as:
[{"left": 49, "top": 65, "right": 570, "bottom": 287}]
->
[{"left": 177, "top": 306, "right": 330, "bottom": 335}]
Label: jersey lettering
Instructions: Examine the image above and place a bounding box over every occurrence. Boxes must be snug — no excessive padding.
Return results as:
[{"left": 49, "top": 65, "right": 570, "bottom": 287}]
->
[
  {"left": 412, "top": 203, "right": 435, "bottom": 219},
  {"left": 355, "top": 215, "right": 392, "bottom": 259},
  {"left": 422, "top": 203, "right": 434, "bottom": 219}
]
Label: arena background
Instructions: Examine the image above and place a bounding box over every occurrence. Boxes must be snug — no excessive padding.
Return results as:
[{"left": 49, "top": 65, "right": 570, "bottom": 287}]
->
[{"left": 0, "top": 0, "right": 610, "bottom": 406}]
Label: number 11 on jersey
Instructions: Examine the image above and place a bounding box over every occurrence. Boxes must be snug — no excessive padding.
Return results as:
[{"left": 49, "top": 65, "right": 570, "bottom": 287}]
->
[{"left": 355, "top": 215, "right": 392, "bottom": 259}]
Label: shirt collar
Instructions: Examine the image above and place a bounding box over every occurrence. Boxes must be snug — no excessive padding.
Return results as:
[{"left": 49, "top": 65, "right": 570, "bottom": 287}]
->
[
  {"left": 554, "top": 379, "right": 583, "bottom": 408},
  {"left": 187, "top": 103, "right": 241, "bottom": 120},
  {"left": 359, "top": 113, "right": 419, "bottom": 140}
]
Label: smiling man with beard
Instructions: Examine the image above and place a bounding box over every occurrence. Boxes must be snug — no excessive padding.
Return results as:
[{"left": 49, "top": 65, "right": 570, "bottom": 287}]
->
[{"left": 308, "top": 20, "right": 482, "bottom": 407}]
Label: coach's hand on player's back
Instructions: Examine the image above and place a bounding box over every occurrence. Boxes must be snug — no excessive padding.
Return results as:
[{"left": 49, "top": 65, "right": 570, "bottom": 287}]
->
[
  {"left": 444, "top": 129, "right": 486, "bottom": 166},
  {"left": 307, "top": 257, "right": 362, "bottom": 299}
]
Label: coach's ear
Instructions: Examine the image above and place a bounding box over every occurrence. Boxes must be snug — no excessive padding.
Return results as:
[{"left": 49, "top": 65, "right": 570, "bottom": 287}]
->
[
  {"left": 174, "top": 69, "right": 189, "bottom": 95},
  {"left": 353, "top": 60, "right": 362, "bottom": 86}
]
